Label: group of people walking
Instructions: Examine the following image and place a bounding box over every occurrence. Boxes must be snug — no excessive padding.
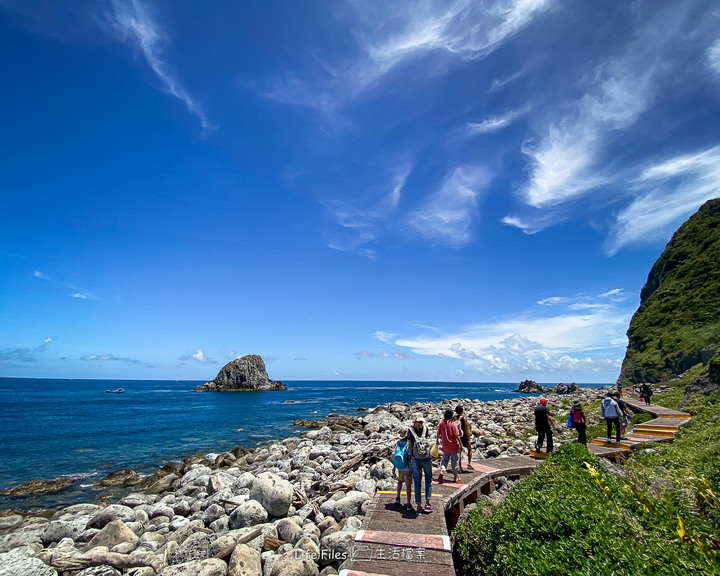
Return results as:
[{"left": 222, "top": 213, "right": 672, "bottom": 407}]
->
[
  {"left": 392, "top": 405, "right": 473, "bottom": 514},
  {"left": 393, "top": 383, "right": 654, "bottom": 513},
  {"left": 535, "top": 384, "right": 650, "bottom": 451}
]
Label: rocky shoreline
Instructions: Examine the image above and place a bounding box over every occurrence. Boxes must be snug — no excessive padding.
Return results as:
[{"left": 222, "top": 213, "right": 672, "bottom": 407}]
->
[{"left": 0, "top": 385, "right": 611, "bottom": 576}]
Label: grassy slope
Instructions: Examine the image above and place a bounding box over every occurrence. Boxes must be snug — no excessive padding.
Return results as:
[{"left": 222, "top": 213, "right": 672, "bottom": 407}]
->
[
  {"left": 453, "top": 381, "right": 720, "bottom": 576},
  {"left": 620, "top": 199, "right": 720, "bottom": 384}
]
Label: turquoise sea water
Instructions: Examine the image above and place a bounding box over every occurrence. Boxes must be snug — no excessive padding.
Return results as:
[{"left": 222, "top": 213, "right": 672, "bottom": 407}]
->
[{"left": 0, "top": 378, "right": 606, "bottom": 510}]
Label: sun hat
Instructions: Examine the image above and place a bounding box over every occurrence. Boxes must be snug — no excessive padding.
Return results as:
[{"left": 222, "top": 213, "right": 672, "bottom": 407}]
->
[
  {"left": 540, "top": 398, "right": 548, "bottom": 405},
  {"left": 414, "top": 413, "right": 425, "bottom": 422},
  {"left": 572, "top": 400, "right": 582, "bottom": 409}
]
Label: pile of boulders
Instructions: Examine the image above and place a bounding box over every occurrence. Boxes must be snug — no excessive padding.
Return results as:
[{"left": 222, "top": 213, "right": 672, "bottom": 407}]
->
[{"left": 0, "top": 387, "right": 610, "bottom": 576}]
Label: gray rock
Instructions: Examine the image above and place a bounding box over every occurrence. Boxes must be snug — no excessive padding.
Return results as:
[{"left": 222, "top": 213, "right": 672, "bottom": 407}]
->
[
  {"left": 0, "top": 515, "right": 22, "bottom": 531},
  {"left": 76, "top": 566, "right": 121, "bottom": 576},
  {"left": 250, "top": 473, "right": 293, "bottom": 517},
  {"left": 268, "top": 550, "right": 319, "bottom": 576},
  {"left": 89, "top": 505, "right": 137, "bottom": 529},
  {"left": 275, "top": 519, "right": 303, "bottom": 545},
  {"left": 318, "top": 531, "right": 354, "bottom": 566},
  {"left": 87, "top": 520, "right": 139, "bottom": 549},
  {"left": 203, "top": 503, "right": 226, "bottom": 526},
  {"left": 161, "top": 558, "right": 228, "bottom": 576},
  {"left": 146, "top": 473, "right": 180, "bottom": 494},
  {"left": 0, "top": 556, "right": 58, "bottom": 576},
  {"left": 332, "top": 491, "right": 370, "bottom": 521},
  {"left": 229, "top": 500, "right": 268, "bottom": 529},
  {"left": 228, "top": 543, "right": 261, "bottom": 576},
  {"left": 0, "top": 522, "right": 47, "bottom": 554},
  {"left": 41, "top": 515, "right": 91, "bottom": 545}
]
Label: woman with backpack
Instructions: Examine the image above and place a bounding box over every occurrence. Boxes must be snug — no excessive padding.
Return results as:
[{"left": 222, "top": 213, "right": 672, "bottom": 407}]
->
[
  {"left": 570, "top": 400, "right": 587, "bottom": 445},
  {"left": 407, "top": 413, "right": 434, "bottom": 513},
  {"left": 437, "top": 409, "right": 461, "bottom": 484},
  {"left": 455, "top": 405, "right": 473, "bottom": 471}
]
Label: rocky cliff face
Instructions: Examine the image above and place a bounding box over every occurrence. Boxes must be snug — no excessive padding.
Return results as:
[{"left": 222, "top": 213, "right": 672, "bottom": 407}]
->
[
  {"left": 619, "top": 198, "right": 720, "bottom": 384},
  {"left": 194, "top": 355, "right": 286, "bottom": 392}
]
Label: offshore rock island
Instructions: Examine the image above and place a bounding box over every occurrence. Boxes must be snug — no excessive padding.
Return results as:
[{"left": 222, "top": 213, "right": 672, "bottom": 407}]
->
[{"left": 193, "top": 354, "right": 286, "bottom": 392}]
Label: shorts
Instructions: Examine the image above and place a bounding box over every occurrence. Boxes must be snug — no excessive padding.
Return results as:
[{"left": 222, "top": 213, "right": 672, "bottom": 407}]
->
[
  {"left": 460, "top": 435, "right": 470, "bottom": 448},
  {"left": 397, "top": 469, "right": 412, "bottom": 483}
]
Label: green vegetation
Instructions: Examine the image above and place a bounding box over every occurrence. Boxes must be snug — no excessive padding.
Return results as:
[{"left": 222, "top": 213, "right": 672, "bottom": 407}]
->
[
  {"left": 454, "top": 384, "right": 720, "bottom": 575},
  {"left": 619, "top": 198, "right": 720, "bottom": 385}
]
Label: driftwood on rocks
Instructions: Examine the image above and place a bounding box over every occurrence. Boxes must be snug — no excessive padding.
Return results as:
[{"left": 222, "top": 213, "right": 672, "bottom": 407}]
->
[{"left": 41, "top": 547, "right": 166, "bottom": 573}]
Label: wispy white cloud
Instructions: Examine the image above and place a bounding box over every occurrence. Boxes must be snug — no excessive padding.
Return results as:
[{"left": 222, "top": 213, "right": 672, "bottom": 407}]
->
[
  {"left": 407, "top": 165, "right": 490, "bottom": 246},
  {"left": 707, "top": 39, "right": 720, "bottom": 75},
  {"left": 266, "top": 0, "right": 555, "bottom": 110},
  {"left": 378, "top": 290, "right": 633, "bottom": 375},
  {"left": 605, "top": 146, "right": 720, "bottom": 255},
  {"left": 0, "top": 337, "right": 54, "bottom": 366},
  {"left": 33, "top": 270, "right": 49, "bottom": 280},
  {"left": 355, "top": 351, "right": 414, "bottom": 360},
  {"left": 81, "top": 353, "right": 140, "bottom": 363},
  {"left": 464, "top": 107, "right": 528, "bottom": 135},
  {"left": 108, "top": 0, "right": 213, "bottom": 130},
  {"left": 506, "top": 2, "right": 717, "bottom": 242}
]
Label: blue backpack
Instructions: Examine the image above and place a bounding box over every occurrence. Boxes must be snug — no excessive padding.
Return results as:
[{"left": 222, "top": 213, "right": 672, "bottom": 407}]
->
[{"left": 393, "top": 440, "right": 410, "bottom": 470}]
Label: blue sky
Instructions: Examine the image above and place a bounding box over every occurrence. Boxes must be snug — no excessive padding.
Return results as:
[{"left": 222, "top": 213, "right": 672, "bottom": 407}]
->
[{"left": 1, "top": 0, "right": 719, "bottom": 383}]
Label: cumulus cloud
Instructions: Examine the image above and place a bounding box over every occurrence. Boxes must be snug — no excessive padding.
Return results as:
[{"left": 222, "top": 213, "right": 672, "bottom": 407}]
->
[
  {"left": 407, "top": 165, "right": 490, "bottom": 245},
  {"left": 377, "top": 290, "right": 633, "bottom": 375},
  {"left": 107, "top": 0, "right": 213, "bottom": 130},
  {"left": 178, "top": 348, "right": 218, "bottom": 364}
]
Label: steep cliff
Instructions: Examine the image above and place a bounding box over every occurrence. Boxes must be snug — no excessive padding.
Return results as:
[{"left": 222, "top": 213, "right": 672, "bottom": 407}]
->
[
  {"left": 194, "top": 354, "right": 286, "bottom": 391},
  {"left": 619, "top": 198, "right": 720, "bottom": 384}
]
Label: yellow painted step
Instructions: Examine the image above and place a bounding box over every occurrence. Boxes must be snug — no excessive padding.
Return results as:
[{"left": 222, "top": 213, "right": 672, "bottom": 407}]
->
[
  {"left": 632, "top": 427, "right": 675, "bottom": 438},
  {"left": 590, "top": 438, "right": 633, "bottom": 449},
  {"left": 530, "top": 449, "right": 550, "bottom": 459}
]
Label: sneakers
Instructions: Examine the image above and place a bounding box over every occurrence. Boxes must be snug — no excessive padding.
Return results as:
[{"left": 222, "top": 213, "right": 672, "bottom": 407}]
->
[
  {"left": 425, "top": 503, "right": 434, "bottom": 512},
  {"left": 467, "top": 464, "right": 475, "bottom": 470},
  {"left": 416, "top": 504, "right": 424, "bottom": 514},
  {"left": 405, "top": 503, "right": 414, "bottom": 512},
  {"left": 437, "top": 472, "right": 443, "bottom": 484},
  {"left": 395, "top": 497, "right": 401, "bottom": 506}
]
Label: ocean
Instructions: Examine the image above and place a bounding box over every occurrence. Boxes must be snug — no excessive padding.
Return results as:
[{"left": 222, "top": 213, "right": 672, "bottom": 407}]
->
[{"left": 0, "top": 378, "right": 605, "bottom": 511}]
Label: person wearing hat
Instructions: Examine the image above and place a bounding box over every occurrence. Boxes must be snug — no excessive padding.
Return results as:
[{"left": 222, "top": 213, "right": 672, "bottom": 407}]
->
[
  {"left": 407, "top": 413, "right": 434, "bottom": 513},
  {"left": 534, "top": 398, "right": 554, "bottom": 452},
  {"left": 570, "top": 400, "right": 587, "bottom": 445}
]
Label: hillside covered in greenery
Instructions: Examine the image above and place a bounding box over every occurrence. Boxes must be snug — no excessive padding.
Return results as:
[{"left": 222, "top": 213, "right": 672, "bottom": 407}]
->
[
  {"left": 619, "top": 198, "right": 720, "bottom": 385},
  {"left": 453, "top": 201, "right": 720, "bottom": 575}
]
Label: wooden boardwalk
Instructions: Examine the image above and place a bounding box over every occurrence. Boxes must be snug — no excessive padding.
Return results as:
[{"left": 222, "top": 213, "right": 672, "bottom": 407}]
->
[
  {"left": 341, "top": 456, "right": 539, "bottom": 576},
  {"left": 342, "top": 395, "right": 692, "bottom": 576},
  {"left": 590, "top": 394, "right": 691, "bottom": 449}
]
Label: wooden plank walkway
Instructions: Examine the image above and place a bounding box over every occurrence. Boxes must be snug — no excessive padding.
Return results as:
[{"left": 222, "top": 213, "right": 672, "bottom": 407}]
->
[
  {"left": 590, "top": 394, "right": 692, "bottom": 449},
  {"left": 343, "top": 395, "right": 693, "bottom": 576}
]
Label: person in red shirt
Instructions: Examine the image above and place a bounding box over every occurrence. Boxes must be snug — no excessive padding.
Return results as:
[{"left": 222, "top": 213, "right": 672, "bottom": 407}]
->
[{"left": 437, "top": 408, "right": 461, "bottom": 483}]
